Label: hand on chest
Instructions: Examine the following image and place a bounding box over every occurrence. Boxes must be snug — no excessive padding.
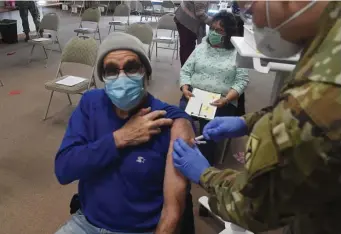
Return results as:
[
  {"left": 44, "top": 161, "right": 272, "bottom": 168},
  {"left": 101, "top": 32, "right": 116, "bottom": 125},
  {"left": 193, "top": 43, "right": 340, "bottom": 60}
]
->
[{"left": 92, "top": 109, "right": 169, "bottom": 183}]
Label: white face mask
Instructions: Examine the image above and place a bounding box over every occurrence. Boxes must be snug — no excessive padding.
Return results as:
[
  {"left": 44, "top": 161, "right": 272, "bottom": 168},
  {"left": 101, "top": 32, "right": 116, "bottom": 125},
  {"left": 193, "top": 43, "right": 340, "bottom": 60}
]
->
[{"left": 253, "top": 0, "right": 317, "bottom": 58}]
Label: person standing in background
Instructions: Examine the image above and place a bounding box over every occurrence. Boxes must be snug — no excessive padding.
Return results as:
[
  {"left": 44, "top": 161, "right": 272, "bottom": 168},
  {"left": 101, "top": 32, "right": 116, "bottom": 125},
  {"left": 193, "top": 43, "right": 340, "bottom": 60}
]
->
[
  {"left": 174, "top": 1, "right": 212, "bottom": 66},
  {"left": 16, "top": 1, "right": 41, "bottom": 42}
]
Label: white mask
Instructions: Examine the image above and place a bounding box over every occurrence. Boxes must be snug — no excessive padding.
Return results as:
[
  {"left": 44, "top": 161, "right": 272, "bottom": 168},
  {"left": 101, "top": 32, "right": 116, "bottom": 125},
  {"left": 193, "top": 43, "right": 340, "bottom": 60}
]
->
[{"left": 253, "top": 0, "right": 317, "bottom": 58}]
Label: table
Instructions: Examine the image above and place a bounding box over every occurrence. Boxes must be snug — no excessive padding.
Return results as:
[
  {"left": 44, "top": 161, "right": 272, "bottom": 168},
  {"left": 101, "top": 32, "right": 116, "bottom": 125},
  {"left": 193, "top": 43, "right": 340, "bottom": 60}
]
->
[{"left": 231, "top": 36, "right": 300, "bottom": 105}]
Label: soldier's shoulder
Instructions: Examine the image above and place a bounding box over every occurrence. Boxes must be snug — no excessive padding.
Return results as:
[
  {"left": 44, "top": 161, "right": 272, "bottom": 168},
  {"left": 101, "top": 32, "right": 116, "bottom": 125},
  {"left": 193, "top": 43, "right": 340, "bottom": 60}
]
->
[
  {"left": 309, "top": 16, "right": 341, "bottom": 85},
  {"left": 301, "top": 3, "right": 341, "bottom": 86},
  {"left": 283, "top": 80, "right": 341, "bottom": 142},
  {"left": 282, "top": 3, "right": 341, "bottom": 140}
]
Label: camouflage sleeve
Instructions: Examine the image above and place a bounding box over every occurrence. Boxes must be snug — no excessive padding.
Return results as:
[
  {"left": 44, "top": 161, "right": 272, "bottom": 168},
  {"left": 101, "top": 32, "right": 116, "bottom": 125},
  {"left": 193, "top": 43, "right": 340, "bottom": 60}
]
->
[
  {"left": 242, "top": 106, "right": 272, "bottom": 134},
  {"left": 200, "top": 80, "right": 341, "bottom": 232}
]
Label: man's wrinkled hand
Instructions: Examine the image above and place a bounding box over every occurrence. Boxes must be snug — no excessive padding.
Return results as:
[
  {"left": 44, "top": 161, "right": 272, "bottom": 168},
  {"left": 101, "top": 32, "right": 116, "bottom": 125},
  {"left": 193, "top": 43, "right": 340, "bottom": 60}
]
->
[{"left": 114, "top": 107, "right": 173, "bottom": 147}]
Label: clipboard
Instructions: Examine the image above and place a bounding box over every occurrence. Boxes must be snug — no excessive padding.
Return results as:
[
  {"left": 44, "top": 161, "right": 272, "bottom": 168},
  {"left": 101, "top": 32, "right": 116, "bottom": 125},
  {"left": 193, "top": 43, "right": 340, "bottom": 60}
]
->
[{"left": 185, "top": 88, "right": 221, "bottom": 120}]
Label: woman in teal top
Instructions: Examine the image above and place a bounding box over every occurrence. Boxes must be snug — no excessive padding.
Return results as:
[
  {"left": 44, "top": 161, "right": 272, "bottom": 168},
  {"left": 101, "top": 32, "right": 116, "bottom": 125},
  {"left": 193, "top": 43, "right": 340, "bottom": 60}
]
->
[{"left": 179, "top": 11, "right": 249, "bottom": 164}]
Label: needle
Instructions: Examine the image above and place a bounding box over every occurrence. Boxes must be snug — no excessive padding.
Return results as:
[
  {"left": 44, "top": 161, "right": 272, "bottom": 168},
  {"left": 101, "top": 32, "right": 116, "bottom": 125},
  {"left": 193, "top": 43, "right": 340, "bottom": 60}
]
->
[
  {"left": 195, "top": 135, "right": 204, "bottom": 141},
  {"left": 194, "top": 135, "right": 206, "bottom": 145}
]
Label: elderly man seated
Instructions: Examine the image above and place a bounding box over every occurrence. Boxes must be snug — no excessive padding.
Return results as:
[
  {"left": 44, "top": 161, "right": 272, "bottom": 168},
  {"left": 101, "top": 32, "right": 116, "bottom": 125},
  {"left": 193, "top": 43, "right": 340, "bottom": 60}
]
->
[{"left": 55, "top": 32, "right": 195, "bottom": 234}]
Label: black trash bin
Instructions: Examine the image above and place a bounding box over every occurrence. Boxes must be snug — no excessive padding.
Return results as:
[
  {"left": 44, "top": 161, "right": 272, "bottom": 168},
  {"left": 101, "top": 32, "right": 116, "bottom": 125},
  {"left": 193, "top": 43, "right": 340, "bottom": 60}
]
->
[{"left": 0, "top": 19, "right": 18, "bottom": 44}]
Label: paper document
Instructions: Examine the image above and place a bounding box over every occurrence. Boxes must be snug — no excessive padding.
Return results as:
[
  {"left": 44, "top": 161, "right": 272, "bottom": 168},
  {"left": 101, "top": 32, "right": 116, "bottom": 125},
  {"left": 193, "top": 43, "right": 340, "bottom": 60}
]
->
[
  {"left": 62, "top": 4, "right": 68, "bottom": 11},
  {"left": 77, "top": 28, "right": 93, "bottom": 31},
  {"left": 159, "top": 36, "right": 172, "bottom": 40},
  {"left": 33, "top": 38, "right": 51, "bottom": 42},
  {"left": 56, "top": 76, "right": 86, "bottom": 86},
  {"left": 185, "top": 89, "right": 221, "bottom": 120}
]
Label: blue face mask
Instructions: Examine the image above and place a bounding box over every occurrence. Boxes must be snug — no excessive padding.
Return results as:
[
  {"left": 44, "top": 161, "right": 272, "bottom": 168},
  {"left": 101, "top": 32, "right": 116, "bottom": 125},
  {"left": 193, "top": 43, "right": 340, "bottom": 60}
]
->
[{"left": 104, "top": 73, "right": 145, "bottom": 111}]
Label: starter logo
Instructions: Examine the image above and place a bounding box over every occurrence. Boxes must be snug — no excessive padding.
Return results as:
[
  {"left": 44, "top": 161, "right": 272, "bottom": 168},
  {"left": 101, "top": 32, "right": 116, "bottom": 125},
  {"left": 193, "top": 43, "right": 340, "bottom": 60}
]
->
[{"left": 136, "top": 156, "right": 146, "bottom": 163}]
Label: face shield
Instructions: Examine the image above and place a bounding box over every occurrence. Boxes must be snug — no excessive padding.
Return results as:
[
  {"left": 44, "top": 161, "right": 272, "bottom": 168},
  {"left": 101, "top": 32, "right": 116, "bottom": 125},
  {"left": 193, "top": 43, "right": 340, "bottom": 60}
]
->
[{"left": 238, "top": 1, "right": 317, "bottom": 58}]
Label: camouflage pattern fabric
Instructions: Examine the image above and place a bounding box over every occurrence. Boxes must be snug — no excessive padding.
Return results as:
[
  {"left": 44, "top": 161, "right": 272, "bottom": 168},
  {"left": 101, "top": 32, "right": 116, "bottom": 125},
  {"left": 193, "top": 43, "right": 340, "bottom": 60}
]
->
[
  {"left": 200, "top": 2, "right": 341, "bottom": 234},
  {"left": 17, "top": 1, "right": 40, "bottom": 33}
]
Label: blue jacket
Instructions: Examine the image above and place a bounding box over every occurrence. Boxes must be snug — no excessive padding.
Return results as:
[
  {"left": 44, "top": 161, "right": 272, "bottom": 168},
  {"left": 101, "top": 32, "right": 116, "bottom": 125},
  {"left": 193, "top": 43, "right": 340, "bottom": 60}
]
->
[{"left": 55, "top": 89, "right": 191, "bottom": 232}]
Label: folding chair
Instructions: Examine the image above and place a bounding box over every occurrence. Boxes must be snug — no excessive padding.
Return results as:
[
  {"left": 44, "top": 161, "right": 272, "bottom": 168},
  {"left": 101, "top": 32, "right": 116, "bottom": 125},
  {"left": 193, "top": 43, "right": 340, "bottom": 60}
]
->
[
  {"left": 28, "top": 12, "right": 61, "bottom": 68},
  {"left": 70, "top": 1, "right": 85, "bottom": 17},
  {"left": 108, "top": 3, "right": 130, "bottom": 33},
  {"left": 126, "top": 22, "right": 153, "bottom": 59},
  {"left": 74, "top": 7, "right": 102, "bottom": 43},
  {"left": 95, "top": 0, "right": 111, "bottom": 15},
  {"left": 161, "top": 1, "right": 175, "bottom": 14},
  {"left": 151, "top": 13, "right": 179, "bottom": 65},
  {"left": 61, "top": 1, "right": 72, "bottom": 12},
  {"left": 140, "top": 1, "right": 158, "bottom": 22},
  {"left": 43, "top": 37, "right": 98, "bottom": 120},
  {"left": 125, "top": 22, "right": 153, "bottom": 84}
]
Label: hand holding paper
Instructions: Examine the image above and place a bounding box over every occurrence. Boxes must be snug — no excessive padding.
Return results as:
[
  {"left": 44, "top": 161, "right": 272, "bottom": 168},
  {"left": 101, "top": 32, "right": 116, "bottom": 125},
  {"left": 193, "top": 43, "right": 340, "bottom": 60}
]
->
[
  {"left": 210, "top": 97, "right": 228, "bottom": 108},
  {"left": 182, "top": 85, "right": 194, "bottom": 100},
  {"left": 185, "top": 88, "right": 221, "bottom": 120}
]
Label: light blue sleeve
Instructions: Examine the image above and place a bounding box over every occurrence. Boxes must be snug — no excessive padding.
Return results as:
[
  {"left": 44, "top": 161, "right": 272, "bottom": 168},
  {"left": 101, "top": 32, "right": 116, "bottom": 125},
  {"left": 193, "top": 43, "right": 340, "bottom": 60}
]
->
[
  {"left": 230, "top": 51, "right": 249, "bottom": 94},
  {"left": 179, "top": 47, "right": 197, "bottom": 89},
  {"left": 231, "top": 68, "right": 249, "bottom": 95}
]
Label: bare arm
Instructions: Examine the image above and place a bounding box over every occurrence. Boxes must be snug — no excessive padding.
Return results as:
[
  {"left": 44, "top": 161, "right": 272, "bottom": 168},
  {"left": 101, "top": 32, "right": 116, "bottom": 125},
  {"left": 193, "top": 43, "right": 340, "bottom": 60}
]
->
[
  {"left": 225, "top": 89, "right": 239, "bottom": 102},
  {"left": 155, "top": 118, "right": 195, "bottom": 234},
  {"left": 194, "top": 2, "right": 212, "bottom": 25}
]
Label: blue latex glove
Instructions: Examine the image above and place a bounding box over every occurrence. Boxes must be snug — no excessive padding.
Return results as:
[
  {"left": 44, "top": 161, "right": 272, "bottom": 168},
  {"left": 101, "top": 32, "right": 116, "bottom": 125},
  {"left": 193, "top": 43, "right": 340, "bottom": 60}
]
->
[
  {"left": 203, "top": 117, "right": 248, "bottom": 141},
  {"left": 172, "top": 138, "right": 210, "bottom": 184}
]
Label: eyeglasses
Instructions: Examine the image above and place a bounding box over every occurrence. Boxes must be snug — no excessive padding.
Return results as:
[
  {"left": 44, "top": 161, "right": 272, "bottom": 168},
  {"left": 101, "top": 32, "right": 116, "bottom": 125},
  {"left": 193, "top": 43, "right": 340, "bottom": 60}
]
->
[{"left": 102, "top": 61, "right": 144, "bottom": 80}]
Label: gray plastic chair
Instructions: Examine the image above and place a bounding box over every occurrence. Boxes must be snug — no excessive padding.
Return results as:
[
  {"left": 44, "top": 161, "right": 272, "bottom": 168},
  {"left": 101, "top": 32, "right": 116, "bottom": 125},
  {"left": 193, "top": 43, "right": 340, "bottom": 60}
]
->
[
  {"left": 70, "top": 1, "right": 85, "bottom": 17},
  {"left": 28, "top": 12, "right": 61, "bottom": 68},
  {"left": 108, "top": 3, "right": 130, "bottom": 33},
  {"left": 161, "top": 1, "right": 175, "bottom": 14},
  {"left": 74, "top": 7, "right": 102, "bottom": 43},
  {"left": 95, "top": 0, "right": 111, "bottom": 15},
  {"left": 125, "top": 22, "right": 153, "bottom": 59},
  {"left": 125, "top": 23, "right": 154, "bottom": 84},
  {"left": 151, "top": 13, "right": 179, "bottom": 65},
  {"left": 44, "top": 37, "right": 98, "bottom": 120},
  {"left": 140, "top": 1, "right": 158, "bottom": 22}
]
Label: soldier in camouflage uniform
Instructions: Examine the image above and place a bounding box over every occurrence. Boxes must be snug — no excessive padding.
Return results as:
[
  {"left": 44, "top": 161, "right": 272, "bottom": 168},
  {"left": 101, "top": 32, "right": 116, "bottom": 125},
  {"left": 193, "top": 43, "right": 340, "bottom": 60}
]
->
[
  {"left": 173, "top": 1, "right": 341, "bottom": 234},
  {"left": 17, "top": 1, "right": 40, "bottom": 41}
]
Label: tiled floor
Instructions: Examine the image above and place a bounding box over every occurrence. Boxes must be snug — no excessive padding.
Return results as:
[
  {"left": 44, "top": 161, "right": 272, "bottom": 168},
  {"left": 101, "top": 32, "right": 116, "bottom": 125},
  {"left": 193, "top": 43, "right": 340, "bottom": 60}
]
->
[{"left": 0, "top": 8, "right": 279, "bottom": 234}]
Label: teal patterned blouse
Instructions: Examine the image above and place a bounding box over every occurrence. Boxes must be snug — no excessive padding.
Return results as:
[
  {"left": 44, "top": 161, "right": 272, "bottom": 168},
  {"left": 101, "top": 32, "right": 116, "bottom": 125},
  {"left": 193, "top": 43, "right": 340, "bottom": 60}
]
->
[{"left": 179, "top": 39, "right": 249, "bottom": 107}]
